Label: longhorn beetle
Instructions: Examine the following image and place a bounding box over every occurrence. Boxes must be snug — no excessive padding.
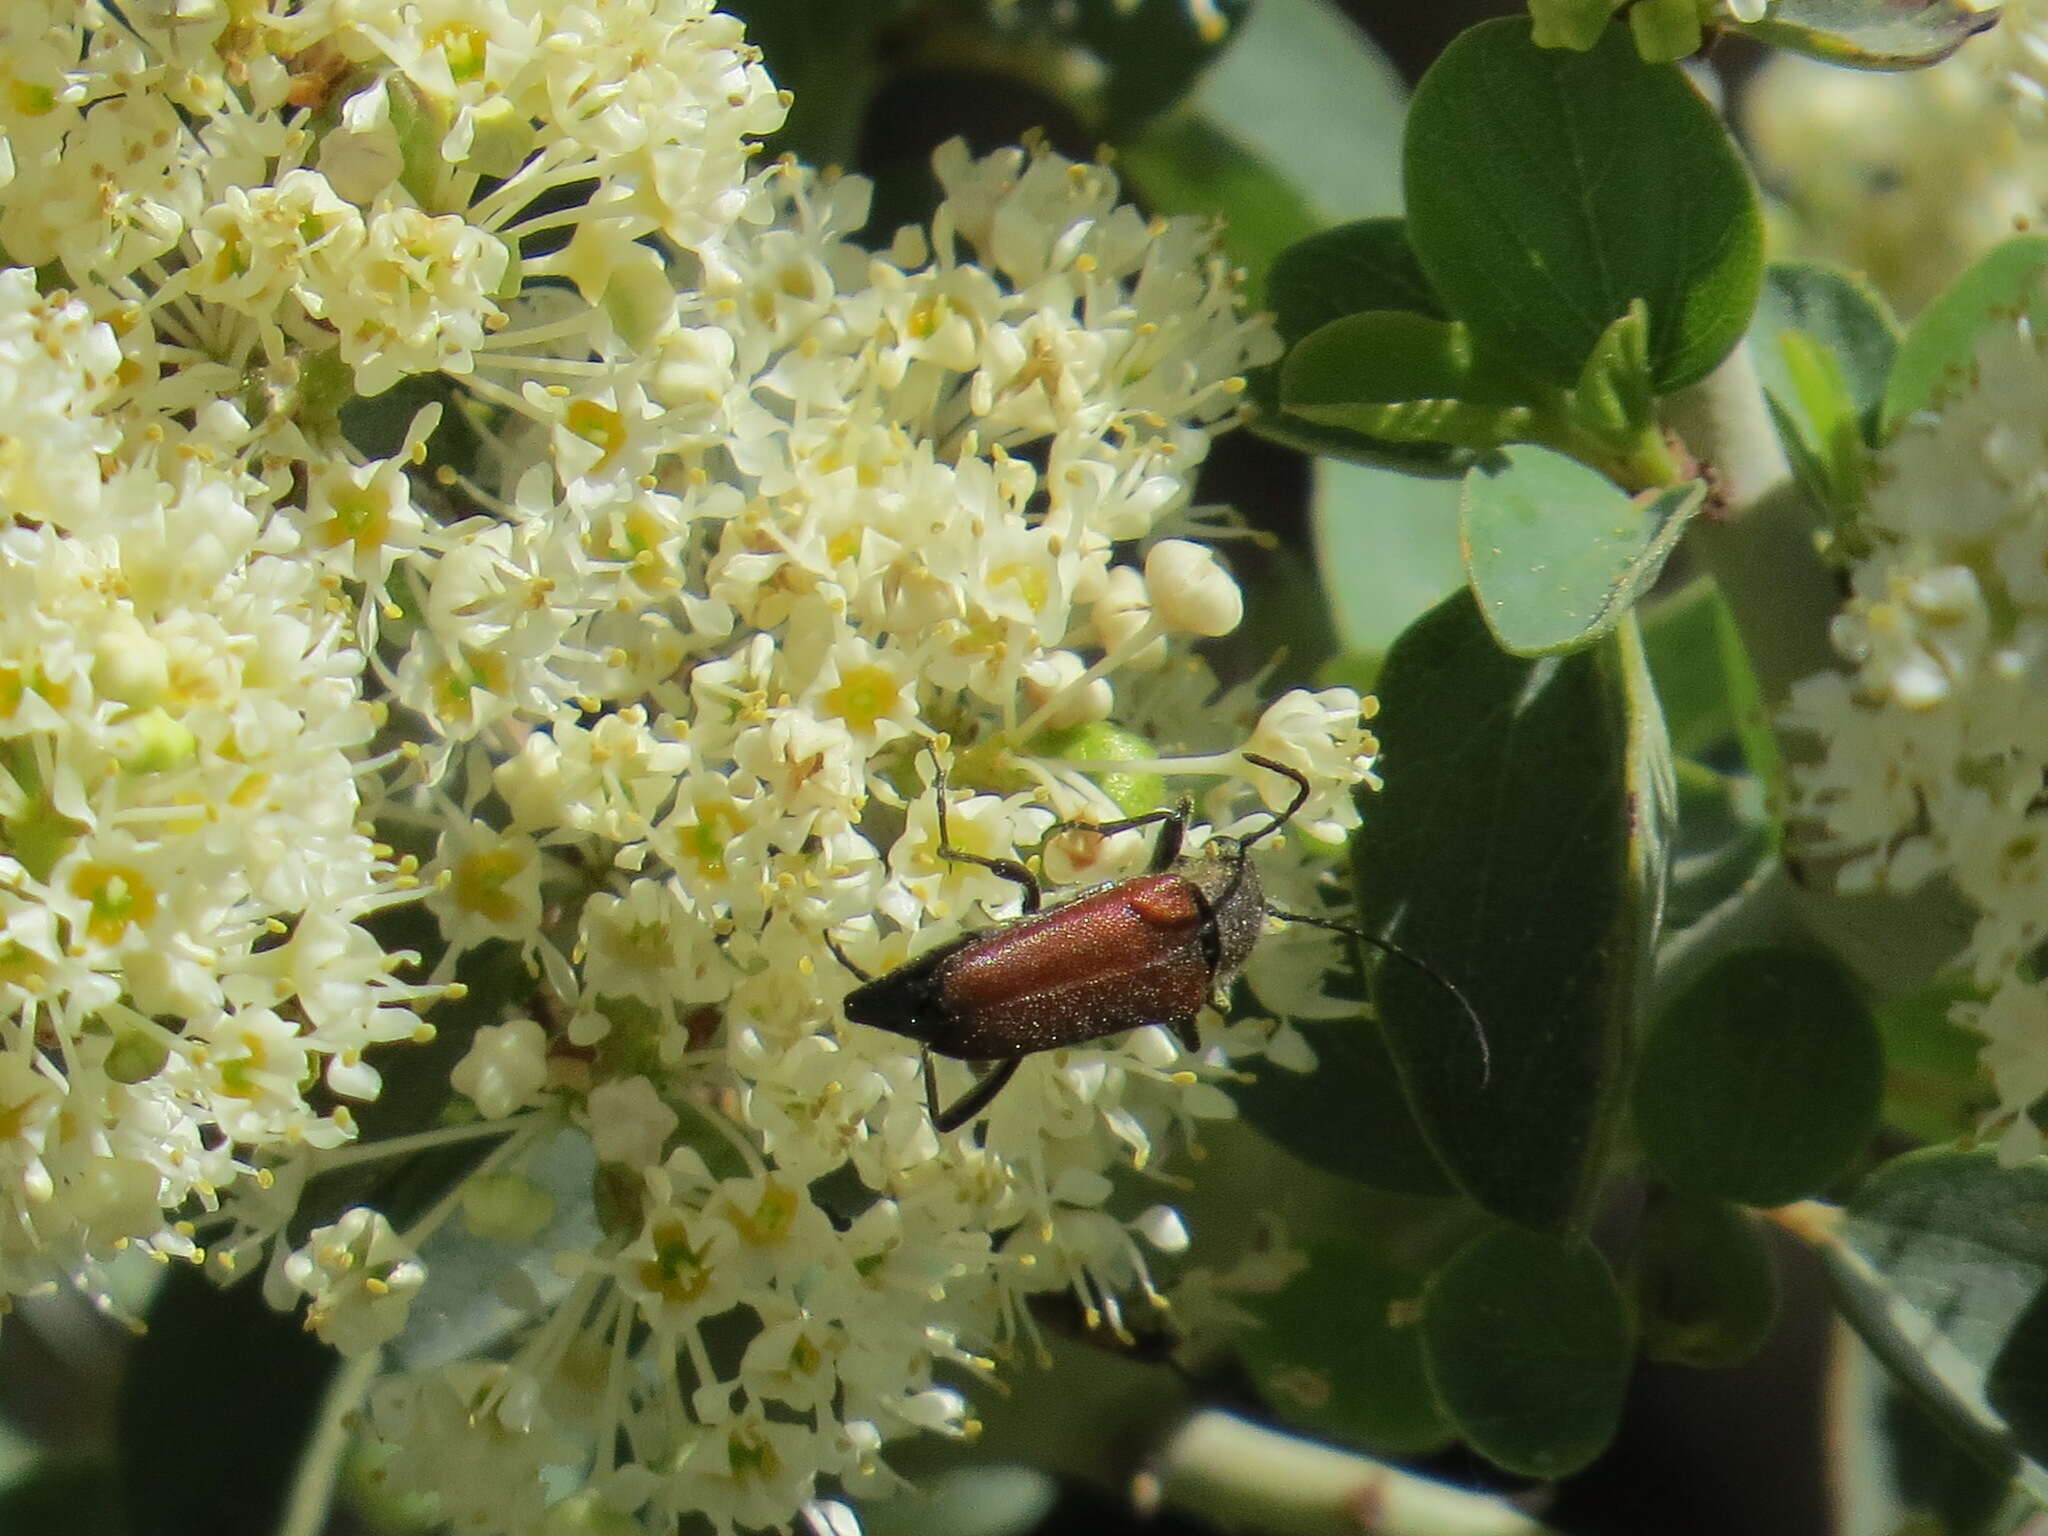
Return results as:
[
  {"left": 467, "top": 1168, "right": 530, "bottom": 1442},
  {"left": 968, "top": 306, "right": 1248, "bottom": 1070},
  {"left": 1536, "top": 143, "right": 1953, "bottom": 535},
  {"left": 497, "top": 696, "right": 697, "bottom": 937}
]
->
[{"left": 830, "top": 752, "right": 1488, "bottom": 1133}]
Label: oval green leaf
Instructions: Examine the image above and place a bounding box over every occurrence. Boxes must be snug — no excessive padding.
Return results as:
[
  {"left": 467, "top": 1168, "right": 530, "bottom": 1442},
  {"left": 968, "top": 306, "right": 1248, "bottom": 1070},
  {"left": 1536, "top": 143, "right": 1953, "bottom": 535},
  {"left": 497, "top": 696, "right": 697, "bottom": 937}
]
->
[
  {"left": 1282, "top": 311, "right": 1536, "bottom": 450},
  {"left": 1754, "top": 262, "right": 1899, "bottom": 434},
  {"left": 1240, "top": 1241, "right": 1454, "bottom": 1454},
  {"left": 1233, "top": 1012, "right": 1454, "bottom": 1197},
  {"left": 1403, "top": 18, "right": 1762, "bottom": 394},
  {"left": 1420, "top": 1226, "right": 1631, "bottom": 1477},
  {"left": 1269, "top": 219, "right": 1447, "bottom": 347},
  {"left": 1826, "top": 1148, "right": 2048, "bottom": 1502},
  {"left": 1635, "top": 1190, "right": 1779, "bottom": 1369},
  {"left": 1355, "top": 591, "right": 1666, "bottom": 1229},
  {"left": 1462, "top": 445, "right": 1707, "bottom": 657},
  {"left": 1876, "top": 975, "right": 1994, "bottom": 1148},
  {"left": 1636, "top": 946, "right": 1880, "bottom": 1207},
  {"left": 1882, "top": 235, "right": 2048, "bottom": 434},
  {"left": 1312, "top": 458, "right": 1465, "bottom": 659}
]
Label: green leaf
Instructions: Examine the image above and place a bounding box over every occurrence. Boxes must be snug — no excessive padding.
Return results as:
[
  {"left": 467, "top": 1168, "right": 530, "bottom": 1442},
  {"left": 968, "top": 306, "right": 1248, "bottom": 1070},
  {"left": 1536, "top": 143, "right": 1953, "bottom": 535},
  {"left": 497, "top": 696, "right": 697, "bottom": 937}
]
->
[
  {"left": 1755, "top": 262, "right": 1900, "bottom": 433},
  {"left": 1174, "top": 0, "right": 1408, "bottom": 226},
  {"left": 1637, "top": 947, "right": 1880, "bottom": 1206},
  {"left": 1239, "top": 1241, "right": 1454, "bottom": 1454},
  {"left": 1129, "top": 0, "right": 1406, "bottom": 305},
  {"left": 1461, "top": 444, "right": 1707, "bottom": 657},
  {"left": 1634, "top": 1190, "right": 1779, "bottom": 1369},
  {"left": 0, "top": 1459, "right": 124, "bottom": 1536},
  {"left": 1751, "top": 264, "right": 1897, "bottom": 516},
  {"left": 1628, "top": 0, "right": 1704, "bottom": 62},
  {"left": 1282, "top": 312, "right": 1537, "bottom": 449},
  {"left": 1529, "top": 0, "right": 1617, "bottom": 50},
  {"left": 1827, "top": 1148, "right": 2048, "bottom": 1504},
  {"left": 1639, "top": 573, "right": 1785, "bottom": 807},
  {"left": 1566, "top": 301, "right": 1657, "bottom": 453},
  {"left": 391, "top": 1128, "right": 602, "bottom": 1368},
  {"left": 1355, "top": 593, "right": 1664, "bottom": 1230},
  {"left": 1878, "top": 1385, "right": 2037, "bottom": 1536},
  {"left": 1419, "top": 1226, "right": 1632, "bottom": 1476},
  {"left": 1312, "top": 459, "right": 1465, "bottom": 659},
  {"left": 1882, "top": 236, "right": 2048, "bottom": 434},
  {"left": 1641, "top": 578, "right": 1743, "bottom": 759},
  {"left": 1664, "top": 758, "right": 1774, "bottom": 933},
  {"left": 1233, "top": 1014, "right": 1454, "bottom": 1197},
  {"left": 1878, "top": 975, "right": 1995, "bottom": 1147},
  {"left": 1716, "top": 580, "right": 1786, "bottom": 810},
  {"left": 1730, "top": 0, "right": 1997, "bottom": 70},
  {"left": 1403, "top": 19, "right": 1762, "bottom": 394},
  {"left": 1249, "top": 386, "right": 1464, "bottom": 475},
  {"left": 1268, "top": 218, "right": 1447, "bottom": 347},
  {"left": 120, "top": 1267, "right": 340, "bottom": 1536}
]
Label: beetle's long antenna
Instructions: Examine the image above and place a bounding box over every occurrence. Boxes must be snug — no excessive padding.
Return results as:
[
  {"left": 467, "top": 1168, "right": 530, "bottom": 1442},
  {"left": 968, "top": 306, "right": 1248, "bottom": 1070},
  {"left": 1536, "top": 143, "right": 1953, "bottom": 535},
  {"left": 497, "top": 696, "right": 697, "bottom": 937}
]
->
[
  {"left": 1237, "top": 753, "right": 1311, "bottom": 847},
  {"left": 822, "top": 930, "right": 875, "bottom": 984},
  {"left": 1267, "top": 907, "right": 1492, "bottom": 1085}
]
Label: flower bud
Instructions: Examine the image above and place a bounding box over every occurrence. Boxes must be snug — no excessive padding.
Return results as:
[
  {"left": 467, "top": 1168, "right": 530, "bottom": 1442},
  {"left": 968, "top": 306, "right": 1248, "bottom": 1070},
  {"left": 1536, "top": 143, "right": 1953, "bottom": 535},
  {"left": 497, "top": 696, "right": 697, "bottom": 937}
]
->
[
  {"left": 1144, "top": 539, "right": 1242, "bottom": 637},
  {"left": 1093, "top": 565, "right": 1153, "bottom": 652}
]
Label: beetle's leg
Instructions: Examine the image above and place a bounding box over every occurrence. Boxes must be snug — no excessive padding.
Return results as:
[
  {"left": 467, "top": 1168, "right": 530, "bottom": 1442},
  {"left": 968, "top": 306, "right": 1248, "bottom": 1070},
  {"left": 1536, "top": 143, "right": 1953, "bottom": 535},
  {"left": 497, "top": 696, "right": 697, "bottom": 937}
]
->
[
  {"left": 931, "top": 1057, "right": 1023, "bottom": 1134},
  {"left": 1167, "top": 1013, "right": 1202, "bottom": 1054},
  {"left": 822, "top": 930, "right": 875, "bottom": 983},
  {"left": 931, "top": 765, "right": 1044, "bottom": 913},
  {"left": 1046, "top": 796, "right": 1190, "bottom": 872}
]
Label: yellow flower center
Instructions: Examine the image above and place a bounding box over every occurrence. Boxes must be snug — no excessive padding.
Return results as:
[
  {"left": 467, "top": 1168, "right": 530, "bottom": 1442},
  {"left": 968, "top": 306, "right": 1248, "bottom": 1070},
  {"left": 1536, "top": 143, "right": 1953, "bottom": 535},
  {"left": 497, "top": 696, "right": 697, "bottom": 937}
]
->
[
  {"left": 639, "top": 1217, "right": 712, "bottom": 1306},
  {"left": 821, "top": 664, "right": 899, "bottom": 735},
  {"left": 725, "top": 1181, "right": 798, "bottom": 1246},
  {"left": 69, "top": 862, "right": 158, "bottom": 947},
  {"left": 451, "top": 845, "right": 529, "bottom": 925}
]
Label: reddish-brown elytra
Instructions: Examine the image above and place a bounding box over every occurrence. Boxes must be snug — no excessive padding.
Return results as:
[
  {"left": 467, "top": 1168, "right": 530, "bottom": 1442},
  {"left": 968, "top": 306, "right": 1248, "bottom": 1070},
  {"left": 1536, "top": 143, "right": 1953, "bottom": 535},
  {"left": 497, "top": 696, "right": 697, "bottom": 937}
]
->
[{"left": 831, "top": 752, "right": 1487, "bottom": 1133}]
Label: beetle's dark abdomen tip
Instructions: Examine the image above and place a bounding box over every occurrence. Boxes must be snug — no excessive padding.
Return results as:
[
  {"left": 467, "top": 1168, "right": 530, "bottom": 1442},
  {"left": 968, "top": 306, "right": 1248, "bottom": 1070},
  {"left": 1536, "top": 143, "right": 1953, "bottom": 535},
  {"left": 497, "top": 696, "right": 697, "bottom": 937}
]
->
[{"left": 843, "top": 964, "right": 949, "bottom": 1044}]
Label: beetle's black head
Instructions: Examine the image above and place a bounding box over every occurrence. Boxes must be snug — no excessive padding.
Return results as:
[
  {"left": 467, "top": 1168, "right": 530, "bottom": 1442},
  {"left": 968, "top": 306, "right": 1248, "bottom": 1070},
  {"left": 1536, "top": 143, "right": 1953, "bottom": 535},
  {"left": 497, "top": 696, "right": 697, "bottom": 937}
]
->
[
  {"left": 1181, "top": 837, "right": 1265, "bottom": 988},
  {"left": 842, "top": 961, "right": 950, "bottom": 1046}
]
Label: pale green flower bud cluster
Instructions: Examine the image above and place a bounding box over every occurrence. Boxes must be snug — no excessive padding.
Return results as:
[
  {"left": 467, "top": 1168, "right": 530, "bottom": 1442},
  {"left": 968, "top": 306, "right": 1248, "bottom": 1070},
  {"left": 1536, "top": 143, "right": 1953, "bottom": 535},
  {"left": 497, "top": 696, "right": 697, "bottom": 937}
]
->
[
  {"left": 1786, "top": 319, "right": 2048, "bottom": 1161},
  {"left": 0, "top": 4, "right": 1381, "bottom": 1532}
]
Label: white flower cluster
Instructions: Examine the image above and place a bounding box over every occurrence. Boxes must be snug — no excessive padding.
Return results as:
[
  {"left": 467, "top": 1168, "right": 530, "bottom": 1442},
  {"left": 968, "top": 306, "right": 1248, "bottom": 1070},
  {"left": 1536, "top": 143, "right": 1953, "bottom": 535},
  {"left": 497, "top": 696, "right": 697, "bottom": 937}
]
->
[
  {"left": 365, "top": 142, "right": 1373, "bottom": 1532},
  {"left": 0, "top": 0, "right": 776, "bottom": 1302},
  {"left": 0, "top": 4, "right": 1380, "bottom": 1532},
  {"left": 0, "top": 260, "right": 428, "bottom": 1299},
  {"left": 1785, "top": 319, "right": 2048, "bottom": 1161}
]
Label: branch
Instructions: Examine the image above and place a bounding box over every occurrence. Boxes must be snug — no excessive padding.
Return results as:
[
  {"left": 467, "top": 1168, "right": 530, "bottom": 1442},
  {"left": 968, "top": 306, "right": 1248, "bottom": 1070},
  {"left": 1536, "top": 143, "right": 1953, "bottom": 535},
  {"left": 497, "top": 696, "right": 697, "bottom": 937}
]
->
[{"left": 1141, "top": 1411, "right": 1567, "bottom": 1536}]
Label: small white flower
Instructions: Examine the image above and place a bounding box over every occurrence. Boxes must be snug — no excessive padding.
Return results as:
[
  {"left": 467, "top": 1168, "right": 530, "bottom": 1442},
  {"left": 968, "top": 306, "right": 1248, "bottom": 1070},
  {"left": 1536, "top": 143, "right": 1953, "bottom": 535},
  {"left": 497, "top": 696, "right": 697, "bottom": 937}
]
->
[
  {"left": 1145, "top": 539, "right": 1244, "bottom": 638},
  {"left": 586, "top": 1076, "right": 679, "bottom": 1170},
  {"left": 451, "top": 1019, "right": 550, "bottom": 1120},
  {"left": 285, "top": 1208, "right": 427, "bottom": 1356},
  {"left": 1788, "top": 319, "right": 2048, "bottom": 1157}
]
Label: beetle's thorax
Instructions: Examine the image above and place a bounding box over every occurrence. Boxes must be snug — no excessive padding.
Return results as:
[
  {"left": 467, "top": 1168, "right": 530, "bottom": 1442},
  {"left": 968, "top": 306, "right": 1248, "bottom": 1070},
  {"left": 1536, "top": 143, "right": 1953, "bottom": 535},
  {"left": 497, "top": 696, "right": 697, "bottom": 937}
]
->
[{"left": 1178, "top": 837, "right": 1264, "bottom": 990}]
